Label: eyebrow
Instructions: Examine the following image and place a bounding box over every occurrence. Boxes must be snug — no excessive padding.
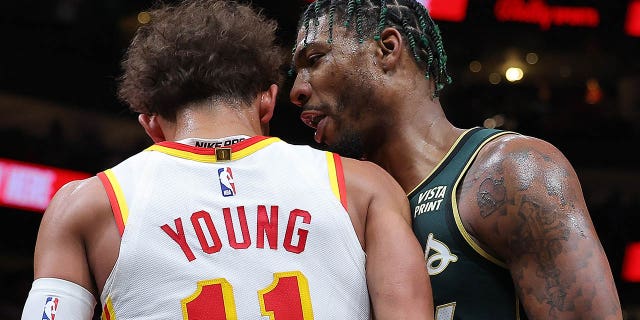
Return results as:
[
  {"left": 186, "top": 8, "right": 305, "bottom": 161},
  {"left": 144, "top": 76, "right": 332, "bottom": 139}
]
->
[{"left": 292, "top": 41, "right": 324, "bottom": 67}]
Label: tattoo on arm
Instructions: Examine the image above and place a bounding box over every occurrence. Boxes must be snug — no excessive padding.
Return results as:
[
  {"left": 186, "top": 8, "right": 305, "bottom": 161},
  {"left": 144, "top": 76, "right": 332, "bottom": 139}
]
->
[
  {"left": 471, "top": 146, "right": 619, "bottom": 317},
  {"left": 506, "top": 150, "right": 586, "bottom": 315},
  {"left": 477, "top": 177, "right": 506, "bottom": 218},
  {"left": 511, "top": 196, "right": 575, "bottom": 314}
]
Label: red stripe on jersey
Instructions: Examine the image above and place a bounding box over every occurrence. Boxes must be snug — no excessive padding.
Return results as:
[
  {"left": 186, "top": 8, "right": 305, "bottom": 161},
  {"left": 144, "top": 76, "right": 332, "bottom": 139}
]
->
[
  {"left": 103, "top": 303, "right": 111, "bottom": 320},
  {"left": 231, "top": 135, "right": 269, "bottom": 151},
  {"left": 157, "top": 141, "right": 217, "bottom": 155},
  {"left": 97, "top": 172, "right": 125, "bottom": 236},
  {"left": 156, "top": 136, "right": 271, "bottom": 155},
  {"left": 332, "top": 153, "right": 348, "bottom": 210}
]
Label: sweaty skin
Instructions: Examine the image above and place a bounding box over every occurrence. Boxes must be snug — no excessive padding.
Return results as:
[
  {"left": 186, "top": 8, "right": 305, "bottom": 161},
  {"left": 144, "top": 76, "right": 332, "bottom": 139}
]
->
[
  {"left": 27, "top": 1, "right": 434, "bottom": 318},
  {"left": 31, "top": 87, "right": 433, "bottom": 319},
  {"left": 458, "top": 135, "right": 621, "bottom": 318},
  {"left": 290, "top": 13, "right": 622, "bottom": 320}
]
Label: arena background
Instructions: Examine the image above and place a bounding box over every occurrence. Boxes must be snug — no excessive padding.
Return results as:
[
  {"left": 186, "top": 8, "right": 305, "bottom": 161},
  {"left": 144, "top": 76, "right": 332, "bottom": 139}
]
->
[{"left": 0, "top": 0, "right": 638, "bottom": 318}]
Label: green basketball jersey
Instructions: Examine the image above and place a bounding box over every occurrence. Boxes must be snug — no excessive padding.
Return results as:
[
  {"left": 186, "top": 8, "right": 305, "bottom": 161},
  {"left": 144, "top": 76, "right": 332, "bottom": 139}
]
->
[{"left": 409, "top": 127, "right": 527, "bottom": 320}]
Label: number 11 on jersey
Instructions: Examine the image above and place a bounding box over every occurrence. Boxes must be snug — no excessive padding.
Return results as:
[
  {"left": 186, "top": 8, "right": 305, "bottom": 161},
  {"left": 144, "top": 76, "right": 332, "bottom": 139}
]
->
[{"left": 182, "top": 271, "right": 314, "bottom": 319}]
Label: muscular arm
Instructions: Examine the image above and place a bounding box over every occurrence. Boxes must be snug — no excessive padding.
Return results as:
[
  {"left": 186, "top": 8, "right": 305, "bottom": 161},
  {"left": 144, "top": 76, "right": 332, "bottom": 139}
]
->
[
  {"left": 459, "top": 135, "right": 622, "bottom": 320},
  {"left": 32, "top": 176, "right": 118, "bottom": 299},
  {"left": 342, "top": 158, "right": 434, "bottom": 320}
]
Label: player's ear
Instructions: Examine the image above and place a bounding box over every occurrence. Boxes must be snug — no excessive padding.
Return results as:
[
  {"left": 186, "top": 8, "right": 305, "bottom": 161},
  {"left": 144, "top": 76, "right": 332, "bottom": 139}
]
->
[
  {"left": 258, "top": 84, "right": 278, "bottom": 136},
  {"left": 376, "top": 27, "right": 403, "bottom": 72},
  {"left": 259, "top": 84, "right": 278, "bottom": 124},
  {"left": 138, "top": 113, "right": 166, "bottom": 143}
]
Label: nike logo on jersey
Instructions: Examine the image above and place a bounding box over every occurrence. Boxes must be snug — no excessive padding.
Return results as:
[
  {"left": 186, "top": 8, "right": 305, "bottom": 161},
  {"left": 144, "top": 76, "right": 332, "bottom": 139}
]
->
[{"left": 194, "top": 137, "right": 247, "bottom": 148}]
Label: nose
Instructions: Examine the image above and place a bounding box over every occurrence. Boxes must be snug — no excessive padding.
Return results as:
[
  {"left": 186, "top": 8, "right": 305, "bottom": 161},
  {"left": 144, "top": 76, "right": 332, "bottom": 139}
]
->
[{"left": 289, "top": 73, "right": 311, "bottom": 108}]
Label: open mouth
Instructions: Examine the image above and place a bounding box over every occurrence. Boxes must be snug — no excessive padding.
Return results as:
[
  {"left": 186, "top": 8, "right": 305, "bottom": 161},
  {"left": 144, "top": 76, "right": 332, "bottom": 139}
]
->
[{"left": 300, "top": 110, "right": 326, "bottom": 129}]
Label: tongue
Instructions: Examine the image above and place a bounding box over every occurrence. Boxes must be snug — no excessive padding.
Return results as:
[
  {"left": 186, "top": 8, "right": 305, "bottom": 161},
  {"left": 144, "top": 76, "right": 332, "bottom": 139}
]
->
[{"left": 314, "top": 117, "right": 328, "bottom": 144}]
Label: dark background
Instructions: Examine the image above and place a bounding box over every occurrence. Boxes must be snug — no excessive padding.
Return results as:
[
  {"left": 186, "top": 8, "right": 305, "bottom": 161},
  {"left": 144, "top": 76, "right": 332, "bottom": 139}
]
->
[{"left": 1, "top": 0, "right": 639, "bottom": 318}]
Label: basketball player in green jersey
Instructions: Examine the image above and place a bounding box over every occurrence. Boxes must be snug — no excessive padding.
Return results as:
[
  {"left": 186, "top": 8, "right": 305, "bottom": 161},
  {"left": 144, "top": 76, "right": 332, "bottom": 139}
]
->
[{"left": 288, "top": 0, "right": 623, "bottom": 319}]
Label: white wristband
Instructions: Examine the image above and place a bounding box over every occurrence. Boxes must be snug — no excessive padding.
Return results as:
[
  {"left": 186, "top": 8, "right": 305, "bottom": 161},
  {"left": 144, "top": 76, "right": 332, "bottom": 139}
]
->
[{"left": 21, "top": 278, "right": 96, "bottom": 320}]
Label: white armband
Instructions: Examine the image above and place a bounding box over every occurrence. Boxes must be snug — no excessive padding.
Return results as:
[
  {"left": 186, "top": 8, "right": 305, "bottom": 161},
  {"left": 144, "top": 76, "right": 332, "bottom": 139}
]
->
[{"left": 22, "top": 278, "right": 96, "bottom": 320}]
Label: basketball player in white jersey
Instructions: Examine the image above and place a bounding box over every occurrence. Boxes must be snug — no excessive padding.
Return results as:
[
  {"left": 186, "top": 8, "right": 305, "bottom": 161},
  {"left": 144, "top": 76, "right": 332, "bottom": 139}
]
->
[{"left": 21, "top": 0, "right": 433, "bottom": 319}]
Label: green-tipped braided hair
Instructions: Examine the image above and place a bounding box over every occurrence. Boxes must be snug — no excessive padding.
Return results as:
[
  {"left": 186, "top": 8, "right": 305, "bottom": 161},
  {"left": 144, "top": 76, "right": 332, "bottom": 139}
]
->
[{"left": 293, "top": 0, "right": 452, "bottom": 97}]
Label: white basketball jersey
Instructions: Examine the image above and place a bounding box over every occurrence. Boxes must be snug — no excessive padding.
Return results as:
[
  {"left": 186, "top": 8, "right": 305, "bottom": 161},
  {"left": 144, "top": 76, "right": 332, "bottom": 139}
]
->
[{"left": 97, "top": 136, "right": 369, "bottom": 320}]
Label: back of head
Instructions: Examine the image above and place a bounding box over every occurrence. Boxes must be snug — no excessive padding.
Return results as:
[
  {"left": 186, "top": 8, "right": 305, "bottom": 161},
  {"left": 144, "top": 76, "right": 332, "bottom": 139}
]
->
[
  {"left": 296, "top": 0, "right": 451, "bottom": 97},
  {"left": 118, "top": 0, "right": 284, "bottom": 121}
]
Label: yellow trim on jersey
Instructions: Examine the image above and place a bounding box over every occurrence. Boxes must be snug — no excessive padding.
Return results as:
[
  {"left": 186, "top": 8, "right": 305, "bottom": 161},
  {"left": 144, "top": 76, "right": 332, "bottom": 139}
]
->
[
  {"left": 146, "top": 144, "right": 215, "bottom": 163},
  {"left": 326, "top": 152, "right": 341, "bottom": 203},
  {"left": 181, "top": 278, "right": 238, "bottom": 320},
  {"left": 103, "top": 169, "right": 129, "bottom": 229},
  {"left": 451, "top": 131, "right": 513, "bottom": 268},
  {"left": 146, "top": 137, "right": 280, "bottom": 163},
  {"left": 232, "top": 137, "right": 280, "bottom": 159},
  {"left": 101, "top": 296, "right": 117, "bottom": 320},
  {"left": 258, "top": 271, "right": 314, "bottom": 320}
]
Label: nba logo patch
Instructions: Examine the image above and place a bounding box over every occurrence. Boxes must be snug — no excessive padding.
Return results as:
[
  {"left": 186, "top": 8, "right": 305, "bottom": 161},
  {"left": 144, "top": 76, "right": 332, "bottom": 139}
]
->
[
  {"left": 41, "top": 296, "right": 58, "bottom": 320},
  {"left": 218, "top": 167, "right": 236, "bottom": 197}
]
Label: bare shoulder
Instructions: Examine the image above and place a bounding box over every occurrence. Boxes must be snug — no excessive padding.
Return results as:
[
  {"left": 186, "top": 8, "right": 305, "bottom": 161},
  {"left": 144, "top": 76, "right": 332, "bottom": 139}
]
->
[
  {"left": 459, "top": 132, "right": 591, "bottom": 256},
  {"left": 340, "top": 157, "right": 410, "bottom": 219},
  {"left": 484, "top": 133, "right": 570, "bottom": 167},
  {"left": 337, "top": 157, "right": 412, "bottom": 243},
  {"left": 34, "top": 176, "right": 113, "bottom": 294},
  {"left": 41, "top": 176, "right": 111, "bottom": 230},
  {"left": 458, "top": 132, "right": 622, "bottom": 318},
  {"left": 340, "top": 157, "right": 404, "bottom": 195}
]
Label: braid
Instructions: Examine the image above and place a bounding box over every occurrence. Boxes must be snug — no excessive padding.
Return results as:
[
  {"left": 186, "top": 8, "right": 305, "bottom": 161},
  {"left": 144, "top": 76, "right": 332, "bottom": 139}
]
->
[
  {"left": 406, "top": 0, "right": 452, "bottom": 90},
  {"left": 289, "top": 5, "right": 313, "bottom": 77},
  {"left": 302, "top": 6, "right": 311, "bottom": 46},
  {"left": 401, "top": 17, "right": 420, "bottom": 63},
  {"left": 313, "top": 0, "right": 322, "bottom": 26},
  {"left": 355, "top": 0, "right": 364, "bottom": 43},
  {"left": 344, "top": 0, "right": 356, "bottom": 27},
  {"left": 374, "top": 0, "right": 387, "bottom": 41},
  {"left": 415, "top": 7, "right": 432, "bottom": 77},
  {"left": 293, "top": 0, "right": 451, "bottom": 96},
  {"left": 328, "top": 0, "right": 336, "bottom": 43}
]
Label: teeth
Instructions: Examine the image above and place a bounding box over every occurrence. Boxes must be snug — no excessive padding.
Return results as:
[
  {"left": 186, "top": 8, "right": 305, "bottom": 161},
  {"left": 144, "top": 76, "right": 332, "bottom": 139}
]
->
[
  {"left": 301, "top": 112, "right": 325, "bottom": 129},
  {"left": 303, "top": 117, "right": 316, "bottom": 128},
  {"left": 311, "top": 115, "right": 322, "bottom": 127}
]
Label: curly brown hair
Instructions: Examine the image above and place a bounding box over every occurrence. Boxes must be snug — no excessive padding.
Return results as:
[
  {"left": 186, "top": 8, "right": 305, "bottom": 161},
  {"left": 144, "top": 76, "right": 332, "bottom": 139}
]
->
[{"left": 117, "top": 0, "right": 284, "bottom": 121}]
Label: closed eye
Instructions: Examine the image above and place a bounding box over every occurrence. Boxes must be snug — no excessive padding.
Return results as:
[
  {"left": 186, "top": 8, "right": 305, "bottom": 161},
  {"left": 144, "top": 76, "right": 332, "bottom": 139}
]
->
[{"left": 308, "top": 53, "right": 323, "bottom": 66}]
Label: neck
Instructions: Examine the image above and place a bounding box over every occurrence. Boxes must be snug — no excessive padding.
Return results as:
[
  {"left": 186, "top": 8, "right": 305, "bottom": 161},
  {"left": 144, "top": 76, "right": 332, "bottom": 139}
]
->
[
  {"left": 367, "top": 104, "right": 463, "bottom": 193},
  {"left": 169, "top": 103, "right": 263, "bottom": 141},
  {"left": 366, "top": 65, "right": 466, "bottom": 192}
]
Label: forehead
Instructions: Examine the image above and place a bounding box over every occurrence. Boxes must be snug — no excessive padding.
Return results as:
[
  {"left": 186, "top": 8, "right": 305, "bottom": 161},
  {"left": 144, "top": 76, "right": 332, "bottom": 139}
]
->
[
  {"left": 295, "top": 15, "right": 332, "bottom": 49},
  {"left": 294, "top": 15, "right": 359, "bottom": 57}
]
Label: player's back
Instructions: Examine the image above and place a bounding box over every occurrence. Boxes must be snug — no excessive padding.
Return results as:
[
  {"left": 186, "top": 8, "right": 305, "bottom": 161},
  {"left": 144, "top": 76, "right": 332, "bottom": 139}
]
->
[{"left": 97, "top": 136, "right": 369, "bottom": 319}]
